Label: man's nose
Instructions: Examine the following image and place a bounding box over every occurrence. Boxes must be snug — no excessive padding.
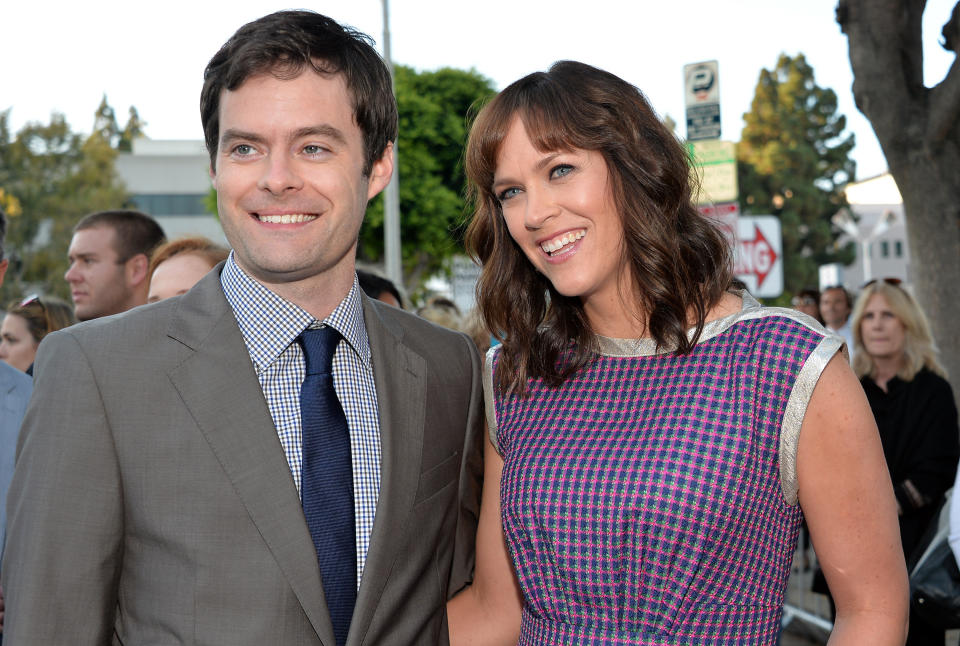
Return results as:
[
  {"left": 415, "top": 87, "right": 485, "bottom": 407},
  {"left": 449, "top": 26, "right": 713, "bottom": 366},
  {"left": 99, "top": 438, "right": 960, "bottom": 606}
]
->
[
  {"left": 64, "top": 263, "right": 80, "bottom": 283},
  {"left": 258, "top": 154, "right": 305, "bottom": 195}
]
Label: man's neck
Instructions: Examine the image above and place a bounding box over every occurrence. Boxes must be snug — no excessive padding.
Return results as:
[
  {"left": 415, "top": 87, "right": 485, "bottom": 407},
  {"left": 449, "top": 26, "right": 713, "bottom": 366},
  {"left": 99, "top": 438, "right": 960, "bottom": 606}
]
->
[{"left": 244, "top": 264, "right": 356, "bottom": 322}]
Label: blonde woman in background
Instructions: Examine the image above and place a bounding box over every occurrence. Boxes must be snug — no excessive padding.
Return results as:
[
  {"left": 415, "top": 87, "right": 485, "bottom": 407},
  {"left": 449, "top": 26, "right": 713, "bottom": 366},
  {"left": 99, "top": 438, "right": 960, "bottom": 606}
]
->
[{"left": 852, "top": 278, "right": 959, "bottom": 646}]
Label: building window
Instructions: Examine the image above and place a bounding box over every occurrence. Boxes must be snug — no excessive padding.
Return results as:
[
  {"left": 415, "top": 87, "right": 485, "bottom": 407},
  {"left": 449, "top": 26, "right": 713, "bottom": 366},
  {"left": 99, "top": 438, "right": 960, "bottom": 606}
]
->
[
  {"left": 131, "top": 194, "right": 209, "bottom": 217},
  {"left": 895, "top": 240, "right": 903, "bottom": 257},
  {"left": 881, "top": 241, "right": 890, "bottom": 258}
]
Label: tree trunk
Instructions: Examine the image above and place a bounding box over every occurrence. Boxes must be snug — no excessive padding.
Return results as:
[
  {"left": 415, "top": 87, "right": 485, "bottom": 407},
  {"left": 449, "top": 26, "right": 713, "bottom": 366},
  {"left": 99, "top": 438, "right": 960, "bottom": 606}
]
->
[
  {"left": 839, "top": 0, "right": 960, "bottom": 403},
  {"left": 896, "top": 151, "right": 960, "bottom": 402}
]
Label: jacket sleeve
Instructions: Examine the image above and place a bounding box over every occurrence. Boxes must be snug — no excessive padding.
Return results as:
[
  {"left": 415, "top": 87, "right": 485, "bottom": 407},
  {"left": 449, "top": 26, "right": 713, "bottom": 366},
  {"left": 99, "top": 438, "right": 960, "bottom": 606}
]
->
[
  {"left": 1, "top": 330, "right": 123, "bottom": 645},
  {"left": 447, "top": 334, "right": 485, "bottom": 598}
]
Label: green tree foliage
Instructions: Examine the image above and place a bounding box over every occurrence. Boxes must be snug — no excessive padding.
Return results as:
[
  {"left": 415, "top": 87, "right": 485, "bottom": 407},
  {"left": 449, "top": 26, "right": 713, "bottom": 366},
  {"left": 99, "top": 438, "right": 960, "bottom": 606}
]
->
[
  {"left": 93, "top": 94, "right": 120, "bottom": 144},
  {"left": 93, "top": 95, "right": 146, "bottom": 152},
  {"left": 0, "top": 107, "right": 131, "bottom": 303},
  {"left": 358, "top": 65, "right": 496, "bottom": 292},
  {"left": 737, "top": 53, "right": 856, "bottom": 295},
  {"left": 118, "top": 106, "right": 147, "bottom": 152}
]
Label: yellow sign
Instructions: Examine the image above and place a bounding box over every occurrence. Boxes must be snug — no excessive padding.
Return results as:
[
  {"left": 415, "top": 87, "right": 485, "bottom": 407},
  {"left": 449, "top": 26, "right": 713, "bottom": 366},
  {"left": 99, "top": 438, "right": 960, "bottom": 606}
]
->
[{"left": 687, "top": 140, "right": 738, "bottom": 204}]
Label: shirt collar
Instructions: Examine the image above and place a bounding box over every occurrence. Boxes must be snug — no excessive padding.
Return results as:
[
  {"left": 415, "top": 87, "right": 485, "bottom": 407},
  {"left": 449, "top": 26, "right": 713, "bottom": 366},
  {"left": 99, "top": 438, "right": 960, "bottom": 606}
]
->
[{"left": 220, "top": 252, "right": 371, "bottom": 372}]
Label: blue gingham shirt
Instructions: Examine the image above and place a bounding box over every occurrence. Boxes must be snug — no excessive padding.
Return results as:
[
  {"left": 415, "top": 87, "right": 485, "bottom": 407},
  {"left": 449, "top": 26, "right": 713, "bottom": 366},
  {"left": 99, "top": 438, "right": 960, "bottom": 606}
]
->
[{"left": 221, "top": 254, "right": 381, "bottom": 587}]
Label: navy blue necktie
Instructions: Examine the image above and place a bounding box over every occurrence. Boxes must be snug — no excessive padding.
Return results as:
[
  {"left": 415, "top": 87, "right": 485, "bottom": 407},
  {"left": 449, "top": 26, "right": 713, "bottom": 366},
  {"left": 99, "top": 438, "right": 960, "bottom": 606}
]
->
[{"left": 298, "top": 327, "right": 355, "bottom": 646}]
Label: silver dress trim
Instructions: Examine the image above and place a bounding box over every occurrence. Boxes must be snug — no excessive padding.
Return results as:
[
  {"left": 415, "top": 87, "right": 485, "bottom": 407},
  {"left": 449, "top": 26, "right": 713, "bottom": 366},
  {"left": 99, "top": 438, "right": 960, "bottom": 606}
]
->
[
  {"left": 483, "top": 346, "right": 500, "bottom": 454},
  {"left": 483, "top": 293, "right": 843, "bottom": 503},
  {"left": 734, "top": 305, "right": 844, "bottom": 505}
]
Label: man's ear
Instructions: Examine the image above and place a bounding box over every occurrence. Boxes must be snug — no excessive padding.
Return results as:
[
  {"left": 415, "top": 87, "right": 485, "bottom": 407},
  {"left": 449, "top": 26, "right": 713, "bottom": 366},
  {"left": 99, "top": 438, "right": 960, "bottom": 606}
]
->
[
  {"left": 366, "top": 142, "right": 394, "bottom": 200},
  {"left": 126, "top": 253, "right": 150, "bottom": 288},
  {"left": 0, "top": 258, "right": 8, "bottom": 289}
]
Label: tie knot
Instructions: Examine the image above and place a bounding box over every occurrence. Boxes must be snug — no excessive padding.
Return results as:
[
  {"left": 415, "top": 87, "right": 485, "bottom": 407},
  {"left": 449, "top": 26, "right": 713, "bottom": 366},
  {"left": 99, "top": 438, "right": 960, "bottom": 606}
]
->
[{"left": 298, "top": 326, "right": 341, "bottom": 376}]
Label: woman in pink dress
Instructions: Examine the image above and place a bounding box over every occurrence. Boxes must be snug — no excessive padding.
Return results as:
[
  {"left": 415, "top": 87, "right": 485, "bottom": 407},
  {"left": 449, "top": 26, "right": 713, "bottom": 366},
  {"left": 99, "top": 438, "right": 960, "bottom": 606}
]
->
[{"left": 447, "top": 61, "right": 908, "bottom": 645}]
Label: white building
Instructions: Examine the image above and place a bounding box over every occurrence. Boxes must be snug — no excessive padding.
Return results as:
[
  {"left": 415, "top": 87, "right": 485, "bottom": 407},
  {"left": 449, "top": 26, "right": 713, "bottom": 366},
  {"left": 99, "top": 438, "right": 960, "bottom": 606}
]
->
[
  {"left": 820, "top": 173, "right": 911, "bottom": 292},
  {"left": 115, "top": 139, "right": 227, "bottom": 244}
]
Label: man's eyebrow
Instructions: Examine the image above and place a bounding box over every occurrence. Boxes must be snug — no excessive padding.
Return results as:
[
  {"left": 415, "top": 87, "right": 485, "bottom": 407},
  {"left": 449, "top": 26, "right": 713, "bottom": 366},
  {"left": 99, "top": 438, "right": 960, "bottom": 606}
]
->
[
  {"left": 219, "top": 128, "right": 266, "bottom": 150},
  {"left": 219, "top": 126, "right": 349, "bottom": 151},
  {"left": 291, "top": 125, "right": 347, "bottom": 146}
]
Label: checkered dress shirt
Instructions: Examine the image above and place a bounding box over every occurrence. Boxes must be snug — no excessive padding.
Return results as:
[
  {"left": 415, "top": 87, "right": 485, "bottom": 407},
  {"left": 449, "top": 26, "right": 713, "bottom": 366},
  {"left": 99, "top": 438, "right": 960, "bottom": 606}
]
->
[{"left": 220, "top": 254, "right": 381, "bottom": 587}]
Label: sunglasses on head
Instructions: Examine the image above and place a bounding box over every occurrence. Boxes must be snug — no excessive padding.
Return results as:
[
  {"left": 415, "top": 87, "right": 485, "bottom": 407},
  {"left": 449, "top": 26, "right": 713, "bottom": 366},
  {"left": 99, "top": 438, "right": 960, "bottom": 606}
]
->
[
  {"left": 18, "top": 294, "right": 44, "bottom": 309},
  {"left": 861, "top": 277, "right": 903, "bottom": 289},
  {"left": 17, "top": 294, "right": 51, "bottom": 323}
]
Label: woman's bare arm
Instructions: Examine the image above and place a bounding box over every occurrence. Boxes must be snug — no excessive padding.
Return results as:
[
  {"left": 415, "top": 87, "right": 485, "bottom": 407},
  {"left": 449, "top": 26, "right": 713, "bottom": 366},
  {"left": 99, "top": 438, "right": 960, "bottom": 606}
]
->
[
  {"left": 447, "top": 435, "right": 524, "bottom": 645},
  {"left": 797, "top": 354, "right": 909, "bottom": 645}
]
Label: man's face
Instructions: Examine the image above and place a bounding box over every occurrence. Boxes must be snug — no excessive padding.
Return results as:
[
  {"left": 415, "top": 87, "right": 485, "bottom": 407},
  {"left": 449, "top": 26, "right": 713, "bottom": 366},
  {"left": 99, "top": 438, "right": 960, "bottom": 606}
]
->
[
  {"left": 820, "top": 288, "right": 851, "bottom": 329},
  {"left": 65, "top": 227, "right": 135, "bottom": 321},
  {"left": 211, "top": 70, "right": 392, "bottom": 291}
]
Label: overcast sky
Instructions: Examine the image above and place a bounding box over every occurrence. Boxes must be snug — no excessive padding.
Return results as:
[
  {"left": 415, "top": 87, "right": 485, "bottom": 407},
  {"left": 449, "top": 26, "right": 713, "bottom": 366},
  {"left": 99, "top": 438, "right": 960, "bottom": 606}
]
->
[{"left": 3, "top": 0, "right": 956, "bottom": 180}]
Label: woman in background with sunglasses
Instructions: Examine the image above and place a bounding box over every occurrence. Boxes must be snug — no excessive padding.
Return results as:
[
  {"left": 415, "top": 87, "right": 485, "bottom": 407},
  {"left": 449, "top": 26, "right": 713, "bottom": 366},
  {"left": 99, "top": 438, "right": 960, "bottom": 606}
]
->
[
  {"left": 852, "top": 278, "right": 959, "bottom": 645},
  {"left": 0, "top": 295, "right": 75, "bottom": 375}
]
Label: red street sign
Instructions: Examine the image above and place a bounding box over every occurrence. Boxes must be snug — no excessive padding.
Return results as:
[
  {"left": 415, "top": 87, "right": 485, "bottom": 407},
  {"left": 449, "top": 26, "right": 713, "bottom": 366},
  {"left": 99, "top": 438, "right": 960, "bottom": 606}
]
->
[
  {"left": 700, "top": 201, "right": 739, "bottom": 246},
  {"left": 736, "top": 224, "right": 779, "bottom": 288}
]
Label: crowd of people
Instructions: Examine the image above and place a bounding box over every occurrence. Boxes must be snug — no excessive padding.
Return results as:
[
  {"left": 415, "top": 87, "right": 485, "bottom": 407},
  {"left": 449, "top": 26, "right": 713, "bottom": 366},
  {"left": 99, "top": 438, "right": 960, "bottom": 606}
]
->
[
  {"left": 0, "top": 9, "right": 956, "bottom": 646},
  {"left": 791, "top": 282, "right": 959, "bottom": 643}
]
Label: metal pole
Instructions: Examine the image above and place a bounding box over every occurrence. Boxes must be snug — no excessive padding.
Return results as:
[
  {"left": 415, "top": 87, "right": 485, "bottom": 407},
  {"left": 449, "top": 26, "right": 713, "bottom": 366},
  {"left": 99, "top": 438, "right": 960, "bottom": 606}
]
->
[
  {"left": 862, "top": 239, "right": 872, "bottom": 284},
  {"left": 381, "top": 0, "right": 403, "bottom": 288}
]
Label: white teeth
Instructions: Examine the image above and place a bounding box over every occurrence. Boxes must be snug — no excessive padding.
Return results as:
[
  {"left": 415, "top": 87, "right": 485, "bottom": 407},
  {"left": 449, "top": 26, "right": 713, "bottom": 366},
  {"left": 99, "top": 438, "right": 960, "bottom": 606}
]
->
[
  {"left": 540, "top": 230, "right": 585, "bottom": 255},
  {"left": 258, "top": 213, "right": 317, "bottom": 224}
]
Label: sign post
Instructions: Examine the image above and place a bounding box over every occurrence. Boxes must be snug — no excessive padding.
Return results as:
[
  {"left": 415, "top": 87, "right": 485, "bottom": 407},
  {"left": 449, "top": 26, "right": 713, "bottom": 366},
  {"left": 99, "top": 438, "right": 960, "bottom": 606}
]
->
[{"left": 684, "top": 60, "right": 721, "bottom": 141}]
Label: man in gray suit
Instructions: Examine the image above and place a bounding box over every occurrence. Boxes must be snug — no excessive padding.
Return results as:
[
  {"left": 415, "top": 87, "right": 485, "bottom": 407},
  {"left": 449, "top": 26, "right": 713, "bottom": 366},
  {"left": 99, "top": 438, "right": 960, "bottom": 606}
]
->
[
  {"left": 2, "top": 11, "right": 483, "bottom": 646},
  {"left": 0, "top": 205, "right": 32, "bottom": 640}
]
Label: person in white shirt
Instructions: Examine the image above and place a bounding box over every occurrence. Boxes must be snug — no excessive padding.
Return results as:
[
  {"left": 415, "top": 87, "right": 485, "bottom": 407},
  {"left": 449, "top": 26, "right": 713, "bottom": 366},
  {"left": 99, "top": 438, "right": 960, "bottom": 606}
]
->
[{"left": 821, "top": 285, "right": 855, "bottom": 360}]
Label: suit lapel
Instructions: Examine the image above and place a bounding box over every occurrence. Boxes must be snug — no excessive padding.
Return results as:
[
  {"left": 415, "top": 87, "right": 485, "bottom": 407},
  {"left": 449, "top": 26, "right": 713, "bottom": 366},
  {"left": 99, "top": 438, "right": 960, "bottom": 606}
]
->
[
  {"left": 351, "top": 298, "right": 427, "bottom": 639},
  {"left": 165, "top": 271, "right": 336, "bottom": 645}
]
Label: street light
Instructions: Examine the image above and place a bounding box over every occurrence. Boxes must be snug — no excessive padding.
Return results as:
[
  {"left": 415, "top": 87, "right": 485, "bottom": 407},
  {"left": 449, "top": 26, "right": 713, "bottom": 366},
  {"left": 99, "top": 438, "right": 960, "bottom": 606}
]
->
[
  {"left": 831, "top": 208, "right": 899, "bottom": 283},
  {"left": 381, "top": 0, "right": 402, "bottom": 288}
]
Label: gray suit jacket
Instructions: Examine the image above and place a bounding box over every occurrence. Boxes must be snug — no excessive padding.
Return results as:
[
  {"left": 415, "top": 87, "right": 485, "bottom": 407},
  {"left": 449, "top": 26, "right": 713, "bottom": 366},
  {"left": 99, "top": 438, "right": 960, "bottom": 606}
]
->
[
  {"left": 0, "top": 361, "right": 31, "bottom": 561},
  {"left": 2, "top": 268, "right": 484, "bottom": 645}
]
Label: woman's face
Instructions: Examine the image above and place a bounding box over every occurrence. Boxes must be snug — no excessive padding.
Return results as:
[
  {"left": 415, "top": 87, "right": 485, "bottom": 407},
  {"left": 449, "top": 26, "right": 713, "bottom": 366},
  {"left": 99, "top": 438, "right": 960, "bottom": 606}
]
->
[
  {"left": 148, "top": 252, "right": 216, "bottom": 303},
  {"left": 493, "top": 117, "right": 628, "bottom": 322},
  {"left": 859, "top": 293, "right": 907, "bottom": 362},
  {"left": 0, "top": 313, "right": 39, "bottom": 373}
]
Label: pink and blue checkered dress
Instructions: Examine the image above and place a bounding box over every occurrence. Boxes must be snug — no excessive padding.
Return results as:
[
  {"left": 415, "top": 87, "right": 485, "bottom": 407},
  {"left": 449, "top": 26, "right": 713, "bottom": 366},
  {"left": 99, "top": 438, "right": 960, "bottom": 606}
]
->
[{"left": 484, "top": 295, "right": 842, "bottom": 645}]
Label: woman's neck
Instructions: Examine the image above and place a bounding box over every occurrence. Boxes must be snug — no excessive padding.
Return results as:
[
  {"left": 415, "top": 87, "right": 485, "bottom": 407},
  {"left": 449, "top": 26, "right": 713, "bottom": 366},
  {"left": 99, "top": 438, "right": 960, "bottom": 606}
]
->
[
  {"left": 585, "top": 291, "right": 742, "bottom": 339},
  {"left": 871, "top": 355, "right": 903, "bottom": 392}
]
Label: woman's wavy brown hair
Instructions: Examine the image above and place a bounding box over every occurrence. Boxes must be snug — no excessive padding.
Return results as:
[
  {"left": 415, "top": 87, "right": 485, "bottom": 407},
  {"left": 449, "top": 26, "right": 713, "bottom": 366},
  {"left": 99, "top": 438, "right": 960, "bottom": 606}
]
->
[{"left": 464, "top": 61, "right": 734, "bottom": 395}]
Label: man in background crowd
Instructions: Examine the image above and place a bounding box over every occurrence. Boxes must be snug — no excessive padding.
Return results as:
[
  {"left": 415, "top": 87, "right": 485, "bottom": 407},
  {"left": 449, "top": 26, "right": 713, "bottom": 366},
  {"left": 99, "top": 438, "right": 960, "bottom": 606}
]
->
[
  {"left": 356, "top": 268, "right": 403, "bottom": 309},
  {"left": 64, "top": 210, "right": 165, "bottom": 320},
  {"left": 820, "top": 285, "right": 855, "bottom": 359}
]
